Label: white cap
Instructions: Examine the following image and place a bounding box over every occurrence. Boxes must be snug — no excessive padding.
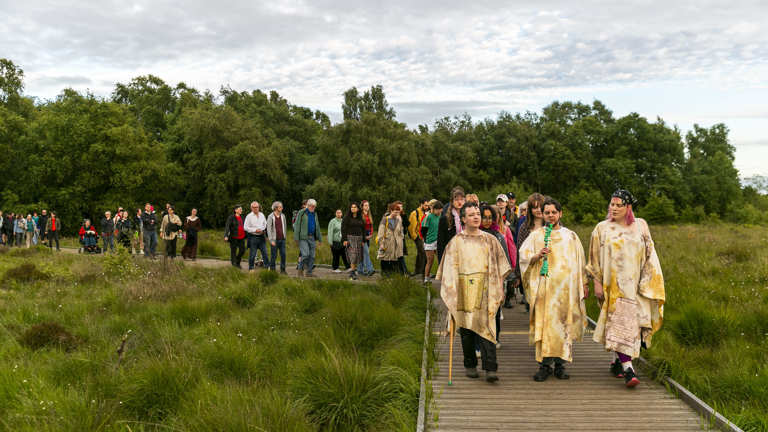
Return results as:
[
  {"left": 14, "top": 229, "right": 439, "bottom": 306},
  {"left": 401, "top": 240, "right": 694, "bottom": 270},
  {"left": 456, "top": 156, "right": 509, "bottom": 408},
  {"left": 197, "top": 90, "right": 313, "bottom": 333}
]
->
[{"left": 496, "top": 194, "right": 508, "bottom": 202}]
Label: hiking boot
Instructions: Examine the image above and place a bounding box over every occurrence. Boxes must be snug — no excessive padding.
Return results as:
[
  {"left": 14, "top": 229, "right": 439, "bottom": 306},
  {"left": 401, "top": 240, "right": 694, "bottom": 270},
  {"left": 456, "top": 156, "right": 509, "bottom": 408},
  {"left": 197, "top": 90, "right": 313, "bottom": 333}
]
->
[
  {"left": 280, "top": 270, "right": 287, "bottom": 275},
  {"left": 610, "top": 359, "right": 624, "bottom": 378},
  {"left": 349, "top": 271, "right": 358, "bottom": 281},
  {"left": 305, "top": 273, "right": 316, "bottom": 278},
  {"left": 533, "top": 364, "right": 552, "bottom": 382},
  {"left": 503, "top": 298, "right": 514, "bottom": 309},
  {"left": 624, "top": 367, "right": 640, "bottom": 388},
  {"left": 554, "top": 363, "right": 570, "bottom": 380},
  {"left": 485, "top": 370, "right": 499, "bottom": 382},
  {"left": 465, "top": 367, "right": 479, "bottom": 378}
]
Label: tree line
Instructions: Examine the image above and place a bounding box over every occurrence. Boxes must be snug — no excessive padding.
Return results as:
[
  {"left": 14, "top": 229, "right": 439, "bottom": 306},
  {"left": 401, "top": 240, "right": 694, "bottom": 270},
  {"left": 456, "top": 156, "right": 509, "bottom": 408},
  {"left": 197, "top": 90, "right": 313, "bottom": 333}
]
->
[{"left": 1, "top": 58, "right": 765, "bottom": 234}]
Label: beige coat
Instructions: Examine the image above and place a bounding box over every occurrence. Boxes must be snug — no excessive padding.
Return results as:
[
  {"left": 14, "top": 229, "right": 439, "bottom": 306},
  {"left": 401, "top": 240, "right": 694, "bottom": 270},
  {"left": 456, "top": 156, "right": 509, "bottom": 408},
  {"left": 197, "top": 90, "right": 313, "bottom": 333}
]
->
[
  {"left": 160, "top": 214, "right": 183, "bottom": 240},
  {"left": 437, "top": 230, "right": 512, "bottom": 344},
  {"left": 376, "top": 214, "right": 404, "bottom": 261},
  {"left": 520, "top": 226, "right": 587, "bottom": 362},
  {"left": 586, "top": 218, "right": 665, "bottom": 357}
]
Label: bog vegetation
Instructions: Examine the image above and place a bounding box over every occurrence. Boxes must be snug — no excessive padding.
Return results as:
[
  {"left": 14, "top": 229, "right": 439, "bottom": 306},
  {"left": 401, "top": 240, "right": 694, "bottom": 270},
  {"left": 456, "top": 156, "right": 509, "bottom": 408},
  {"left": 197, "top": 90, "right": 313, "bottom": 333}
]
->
[
  {"left": 1, "top": 57, "right": 766, "bottom": 234},
  {"left": 0, "top": 247, "right": 433, "bottom": 431}
]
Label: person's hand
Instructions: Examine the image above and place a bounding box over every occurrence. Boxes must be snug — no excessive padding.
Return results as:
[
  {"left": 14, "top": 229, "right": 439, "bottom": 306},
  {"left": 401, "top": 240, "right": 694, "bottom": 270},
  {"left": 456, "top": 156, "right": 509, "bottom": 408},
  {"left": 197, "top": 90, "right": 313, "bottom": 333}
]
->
[
  {"left": 514, "top": 279, "right": 521, "bottom": 287},
  {"left": 271, "top": 241, "right": 276, "bottom": 247},
  {"left": 343, "top": 241, "right": 348, "bottom": 247},
  {"left": 536, "top": 247, "right": 550, "bottom": 261},
  {"left": 594, "top": 280, "right": 604, "bottom": 302},
  {"left": 583, "top": 283, "right": 589, "bottom": 300},
  {"left": 224, "top": 236, "right": 228, "bottom": 242}
]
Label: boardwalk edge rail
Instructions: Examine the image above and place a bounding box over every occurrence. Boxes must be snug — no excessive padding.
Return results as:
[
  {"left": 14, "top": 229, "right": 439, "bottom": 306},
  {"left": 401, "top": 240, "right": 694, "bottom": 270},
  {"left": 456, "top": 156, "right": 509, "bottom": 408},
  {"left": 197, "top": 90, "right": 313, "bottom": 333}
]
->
[
  {"left": 416, "top": 287, "right": 432, "bottom": 432},
  {"left": 586, "top": 317, "right": 744, "bottom": 432}
]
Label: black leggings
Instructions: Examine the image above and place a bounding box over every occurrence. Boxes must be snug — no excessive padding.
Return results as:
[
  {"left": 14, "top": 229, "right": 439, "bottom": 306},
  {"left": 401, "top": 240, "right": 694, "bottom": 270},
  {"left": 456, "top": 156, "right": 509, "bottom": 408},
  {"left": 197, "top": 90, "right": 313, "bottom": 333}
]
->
[{"left": 331, "top": 245, "right": 350, "bottom": 270}]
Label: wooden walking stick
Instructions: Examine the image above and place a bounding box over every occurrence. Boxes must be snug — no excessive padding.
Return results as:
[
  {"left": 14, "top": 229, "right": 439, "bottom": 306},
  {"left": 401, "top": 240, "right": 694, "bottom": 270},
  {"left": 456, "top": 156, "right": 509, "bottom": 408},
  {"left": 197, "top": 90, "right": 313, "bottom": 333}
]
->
[{"left": 448, "top": 315, "right": 455, "bottom": 385}]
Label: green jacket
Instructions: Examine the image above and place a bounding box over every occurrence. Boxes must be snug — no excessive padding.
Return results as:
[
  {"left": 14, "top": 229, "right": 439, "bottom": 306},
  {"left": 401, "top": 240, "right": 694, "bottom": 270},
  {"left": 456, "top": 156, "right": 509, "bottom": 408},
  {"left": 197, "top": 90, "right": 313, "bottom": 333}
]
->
[
  {"left": 328, "top": 218, "right": 342, "bottom": 244},
  {"left": 293, "top": 208, "right": 322, "bottom": 242}
]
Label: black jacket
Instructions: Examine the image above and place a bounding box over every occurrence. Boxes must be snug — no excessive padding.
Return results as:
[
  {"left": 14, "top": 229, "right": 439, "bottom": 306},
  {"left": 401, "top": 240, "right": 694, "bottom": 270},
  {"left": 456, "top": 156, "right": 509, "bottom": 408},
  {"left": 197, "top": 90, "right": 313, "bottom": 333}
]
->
[
  {"left": 101, "top": 217, "right": 115, "bottom": 235},
  {"left": 141, "top": 210, "right": 157, "bottom": 232},
  {"left": 341, "top": 214, "right": 365, "bottom": 242},
  {"left": 437, "top": 203, "right": 458, "bottom": 263},
  {"left": 224, "top": 214, "right": 244, "bottom": 241}
]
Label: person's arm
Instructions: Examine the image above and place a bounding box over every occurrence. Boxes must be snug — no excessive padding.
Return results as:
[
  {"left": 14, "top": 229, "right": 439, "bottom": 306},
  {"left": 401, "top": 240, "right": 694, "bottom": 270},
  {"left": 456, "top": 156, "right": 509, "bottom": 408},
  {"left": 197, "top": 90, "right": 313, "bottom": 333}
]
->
[
  {"left": 436, "top": 214, "right": 448, "bottom": 262},
  {"left": 224, "top": 215, "right": 232, "bottom": 241},
  {"left": 315, "top": 215, "right": 322, "bottom": 243}
]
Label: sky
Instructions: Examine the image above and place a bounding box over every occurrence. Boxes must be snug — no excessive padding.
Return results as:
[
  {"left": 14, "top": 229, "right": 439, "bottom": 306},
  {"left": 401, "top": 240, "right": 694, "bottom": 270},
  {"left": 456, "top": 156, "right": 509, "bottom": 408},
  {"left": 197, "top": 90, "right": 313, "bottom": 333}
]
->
[{"left": 2, "top": 0, "right": 766, "bottom": 177}]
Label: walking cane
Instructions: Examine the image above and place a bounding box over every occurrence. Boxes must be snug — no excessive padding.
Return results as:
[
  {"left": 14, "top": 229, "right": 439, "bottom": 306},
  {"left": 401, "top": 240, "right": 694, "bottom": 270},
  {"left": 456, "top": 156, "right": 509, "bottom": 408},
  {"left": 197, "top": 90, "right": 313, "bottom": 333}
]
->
[{"left": 448, "top": 315, "right": 455, "bottom": 385}]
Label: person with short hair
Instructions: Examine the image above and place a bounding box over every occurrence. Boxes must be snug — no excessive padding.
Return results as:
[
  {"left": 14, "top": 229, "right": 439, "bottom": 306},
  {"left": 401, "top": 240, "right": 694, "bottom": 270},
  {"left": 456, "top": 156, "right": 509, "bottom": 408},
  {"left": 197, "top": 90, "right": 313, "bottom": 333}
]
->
[
  {"left": 293, "top": 198, "right": 322, "bottom": 277},
  {"left": 438, "top": 201, "right": 512, "bottom": 382},
  {"left": 45, "top": 211, "right": 61, "bottom": 251},
  {"left": 266, "top": 201, "right": 287, "bottom": 273},
  {"left": 437, "top": 186, "right": 466, "bottom": 263},
  {"left": 408, "top": 198, "right": 430, "bottom": 278},
  {"left": 224, "top": 205, "right": 246, "bottom": 268},
  {"left": 141, "top": 204, "right": 158, "bottom": 258},
  {"left": 422, "top": 200, "right": 443, "bottom": 282},
  {"left": 244, "top": 201, "right": 270, "bottom": 271},
  {"left": 181, "top": 208, "right": 202, "bottom": 260},
  {"left": 79, "top": 219, "right": 100, "bottom": 253},
  {"left": 519, "top": 197, "right": 588, "bottom": 382},
  {"left": 101, "top": 211, "right": 115, "bottom": 253},
  {"left": 587, "top": 189, "right": 665, "bottom": 388},
  {"left": 38, "top": 210, "right": 48, "bottom": 245}
]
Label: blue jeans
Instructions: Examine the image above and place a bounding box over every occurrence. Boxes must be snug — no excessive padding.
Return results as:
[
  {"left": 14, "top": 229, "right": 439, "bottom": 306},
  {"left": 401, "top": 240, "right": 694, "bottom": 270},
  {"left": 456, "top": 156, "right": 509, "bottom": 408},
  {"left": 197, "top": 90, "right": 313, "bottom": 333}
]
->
[
  {"left": 144, "top": 231, "right": 158, "bottom": 257},
  {"left": 298, "top": 238, "right": 316, "bottom": 274},
  {"left": 361, "top": 241, "right": 374, "bottom": 274},
  {"left": 103, "top": 234, "right": 115, "bottom": 252},
  {"left": 248, "top": 234, "right": 270, "bottom": 269},
  {"left": 270, "top": 239, "right": 286, "bottom": 271}
]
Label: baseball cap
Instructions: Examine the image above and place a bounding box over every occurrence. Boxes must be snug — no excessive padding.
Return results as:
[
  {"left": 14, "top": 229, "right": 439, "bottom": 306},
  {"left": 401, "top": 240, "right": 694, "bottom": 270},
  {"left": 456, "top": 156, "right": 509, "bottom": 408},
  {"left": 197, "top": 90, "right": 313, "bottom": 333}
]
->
[{"left": 496, "top": 194, "right": 508, "bottom": 202}]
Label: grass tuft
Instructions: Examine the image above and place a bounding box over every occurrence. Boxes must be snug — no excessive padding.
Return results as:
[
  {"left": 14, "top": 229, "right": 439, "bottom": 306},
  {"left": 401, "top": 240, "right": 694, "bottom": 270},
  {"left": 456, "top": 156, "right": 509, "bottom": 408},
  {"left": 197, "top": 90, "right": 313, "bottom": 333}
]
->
[
  {"left": 3, "top": 262, "right": 50, "bottom": 283},
  {"left": 19, "top": 322, "right": 79, "bottom": 351},
  {"left": 121, "top": 359, "right": 198, "bottom": 421},
  {"left": 257, "top": 269, "right": 279, "bottom": 286}
]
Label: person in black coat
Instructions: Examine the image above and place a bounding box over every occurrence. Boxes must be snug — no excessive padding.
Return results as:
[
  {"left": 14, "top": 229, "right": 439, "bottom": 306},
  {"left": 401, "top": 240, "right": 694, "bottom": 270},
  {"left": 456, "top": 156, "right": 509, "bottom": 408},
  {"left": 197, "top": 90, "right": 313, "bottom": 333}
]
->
[
  {"left": 141, "top": 203, "right": 158, "bottom": 258},
  {"left": 224, "top": 205, "right": 246, "bottom": 268},
  {"left": 437, "top": 186, "right": 467, "bottom": 263}
]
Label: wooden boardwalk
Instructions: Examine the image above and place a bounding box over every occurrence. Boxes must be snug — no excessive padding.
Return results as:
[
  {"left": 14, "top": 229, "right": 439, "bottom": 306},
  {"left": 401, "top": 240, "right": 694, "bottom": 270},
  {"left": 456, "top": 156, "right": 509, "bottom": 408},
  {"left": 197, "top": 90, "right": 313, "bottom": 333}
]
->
[{"left": 428, "top": 297, "right": 709, "bottom": 431}]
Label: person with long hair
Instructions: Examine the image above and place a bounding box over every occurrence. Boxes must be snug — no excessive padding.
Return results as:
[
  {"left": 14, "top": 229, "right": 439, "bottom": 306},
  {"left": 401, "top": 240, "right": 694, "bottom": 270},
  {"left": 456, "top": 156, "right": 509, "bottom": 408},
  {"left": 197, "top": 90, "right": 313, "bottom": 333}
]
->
[
  {"left": 586, "top": 189, "right": 665, "bottom": 388},
  {"left": 342, "top": 201, "right": 365, "bottom": 280},
  {"left": 437, "top": 186, "right": 466, "bottom": 263},
  {"left": 182, "top": 208, "right": 202, "bottom": 260},
  {"left": 514, "top": 193, "right": 546, "bottom": 311},
  {"left": 360, "top": 200, "right": 375, "bottom": 276}
]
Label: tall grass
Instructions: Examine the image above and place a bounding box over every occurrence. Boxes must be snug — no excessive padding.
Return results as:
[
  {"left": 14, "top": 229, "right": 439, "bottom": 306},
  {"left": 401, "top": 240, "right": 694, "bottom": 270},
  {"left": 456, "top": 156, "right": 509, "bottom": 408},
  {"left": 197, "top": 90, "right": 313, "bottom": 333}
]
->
[
  {"left": 0, "top": 247, "right": 428, "bottom": 431},
  {"left": 573, "top": 223, "right": 768, "bottom": 431}
]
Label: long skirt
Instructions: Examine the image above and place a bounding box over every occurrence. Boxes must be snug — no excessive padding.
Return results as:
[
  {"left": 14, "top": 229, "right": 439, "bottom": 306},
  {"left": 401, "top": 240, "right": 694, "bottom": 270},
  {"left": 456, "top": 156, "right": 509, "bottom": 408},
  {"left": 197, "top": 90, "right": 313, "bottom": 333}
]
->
[
  {"left": 345, "top": 234, "right": 363, "bottom": 265},
  {"left": 181, "top": 230, "right": 198, "bottom": 259}
]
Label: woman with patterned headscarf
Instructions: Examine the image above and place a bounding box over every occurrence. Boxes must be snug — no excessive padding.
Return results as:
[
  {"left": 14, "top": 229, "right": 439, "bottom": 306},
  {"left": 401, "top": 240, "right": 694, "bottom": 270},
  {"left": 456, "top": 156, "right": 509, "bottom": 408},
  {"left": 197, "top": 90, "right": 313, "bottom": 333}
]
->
[{"left": 586, "top": 189, "right": 665, "bottom": 388}]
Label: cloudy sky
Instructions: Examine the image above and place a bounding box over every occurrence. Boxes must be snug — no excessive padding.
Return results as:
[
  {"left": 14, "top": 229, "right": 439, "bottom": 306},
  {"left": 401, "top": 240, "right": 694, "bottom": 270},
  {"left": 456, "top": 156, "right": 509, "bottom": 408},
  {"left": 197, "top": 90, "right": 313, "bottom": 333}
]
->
[{"left": 2, "top": 0, "right": 767, "bottom": 177}]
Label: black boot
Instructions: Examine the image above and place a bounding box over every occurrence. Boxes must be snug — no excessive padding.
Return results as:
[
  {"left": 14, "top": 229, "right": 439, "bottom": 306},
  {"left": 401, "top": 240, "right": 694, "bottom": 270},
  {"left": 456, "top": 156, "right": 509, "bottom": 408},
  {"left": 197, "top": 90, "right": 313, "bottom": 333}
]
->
[
  {"left": 610, "top": 359, "right": 624, "bottom": 378},
  {"left": 503, "top": 289, "right": 514, "bottom": 309},
  {"left": 554, "top": 363, "right": 570, "bottom": 380},
  {"left": 624, "top": 367, "right": 640, "bottom": 387},
  {"left": 533, "top": 364, "right": 552, "bottom": 382}
]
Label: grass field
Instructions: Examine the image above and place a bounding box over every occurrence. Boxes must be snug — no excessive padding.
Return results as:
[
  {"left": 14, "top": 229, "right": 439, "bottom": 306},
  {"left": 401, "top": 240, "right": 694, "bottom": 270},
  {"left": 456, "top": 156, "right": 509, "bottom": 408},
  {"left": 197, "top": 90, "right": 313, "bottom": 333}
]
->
[
  {"left": 0, "top": 246, "right": 435, "bottom": 431},
  {"left": 5, "top": 223, "right": 768, "bottom": 431},
  {"left": 571, "top": 224, "right": 768, "bottom": 432}
]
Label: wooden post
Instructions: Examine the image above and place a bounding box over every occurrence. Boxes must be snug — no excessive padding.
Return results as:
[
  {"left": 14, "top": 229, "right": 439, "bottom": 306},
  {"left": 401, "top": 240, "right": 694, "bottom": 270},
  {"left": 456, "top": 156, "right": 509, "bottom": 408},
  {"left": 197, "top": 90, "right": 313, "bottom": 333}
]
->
[{"left": 448, "top": 316, "right": 455, "bottom": 385}]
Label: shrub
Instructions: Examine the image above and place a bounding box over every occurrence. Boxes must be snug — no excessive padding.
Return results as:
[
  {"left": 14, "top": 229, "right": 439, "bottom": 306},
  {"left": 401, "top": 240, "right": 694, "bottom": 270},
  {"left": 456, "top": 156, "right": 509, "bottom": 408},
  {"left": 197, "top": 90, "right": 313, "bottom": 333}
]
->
[
  {"left": 566, "top": 188, "right": 606, "bottom": 225},
  {"left": 19, "top": 322, "right": 79, "bottom": 351},
  {"left": 3, "top": 262, "right": 50, "bottom": 283},
  {"left": 102, "top": 246, "right": 140, "bottom": 279},
  {"left": 641, "top": 193, "right": 676, "bottom": 223}
]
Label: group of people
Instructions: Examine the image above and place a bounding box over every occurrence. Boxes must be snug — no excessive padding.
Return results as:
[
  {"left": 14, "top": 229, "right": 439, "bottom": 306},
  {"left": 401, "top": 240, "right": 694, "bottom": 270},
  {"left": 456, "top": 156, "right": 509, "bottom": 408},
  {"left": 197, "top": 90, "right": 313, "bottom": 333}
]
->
[
  {"left": 77, "top": 203, "right": 202, "bottom": 260},
  {"left": 0, "top": 210, "right": 62, "bottom": 250},
  {"left": 438, "top": 187, "right": 665, "bottom": 389}
]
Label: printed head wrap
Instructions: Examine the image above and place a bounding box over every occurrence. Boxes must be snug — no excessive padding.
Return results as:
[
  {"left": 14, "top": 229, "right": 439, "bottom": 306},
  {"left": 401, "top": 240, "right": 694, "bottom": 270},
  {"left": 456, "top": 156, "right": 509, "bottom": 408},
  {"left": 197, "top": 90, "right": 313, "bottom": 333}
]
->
[{"left": 611, "top": 189, "right": 637, "bottom": 206}]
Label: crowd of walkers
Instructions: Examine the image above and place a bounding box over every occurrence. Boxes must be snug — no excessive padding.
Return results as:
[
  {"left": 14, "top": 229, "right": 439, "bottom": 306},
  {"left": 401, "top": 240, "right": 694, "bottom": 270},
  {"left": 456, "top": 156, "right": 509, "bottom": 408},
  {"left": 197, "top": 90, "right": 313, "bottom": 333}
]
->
[
  {"left": 0, "top": 210, "right": 62, "bottom": 250},
  {"left": 3, "top": 185, "right": 663, "bottom": 390}
]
